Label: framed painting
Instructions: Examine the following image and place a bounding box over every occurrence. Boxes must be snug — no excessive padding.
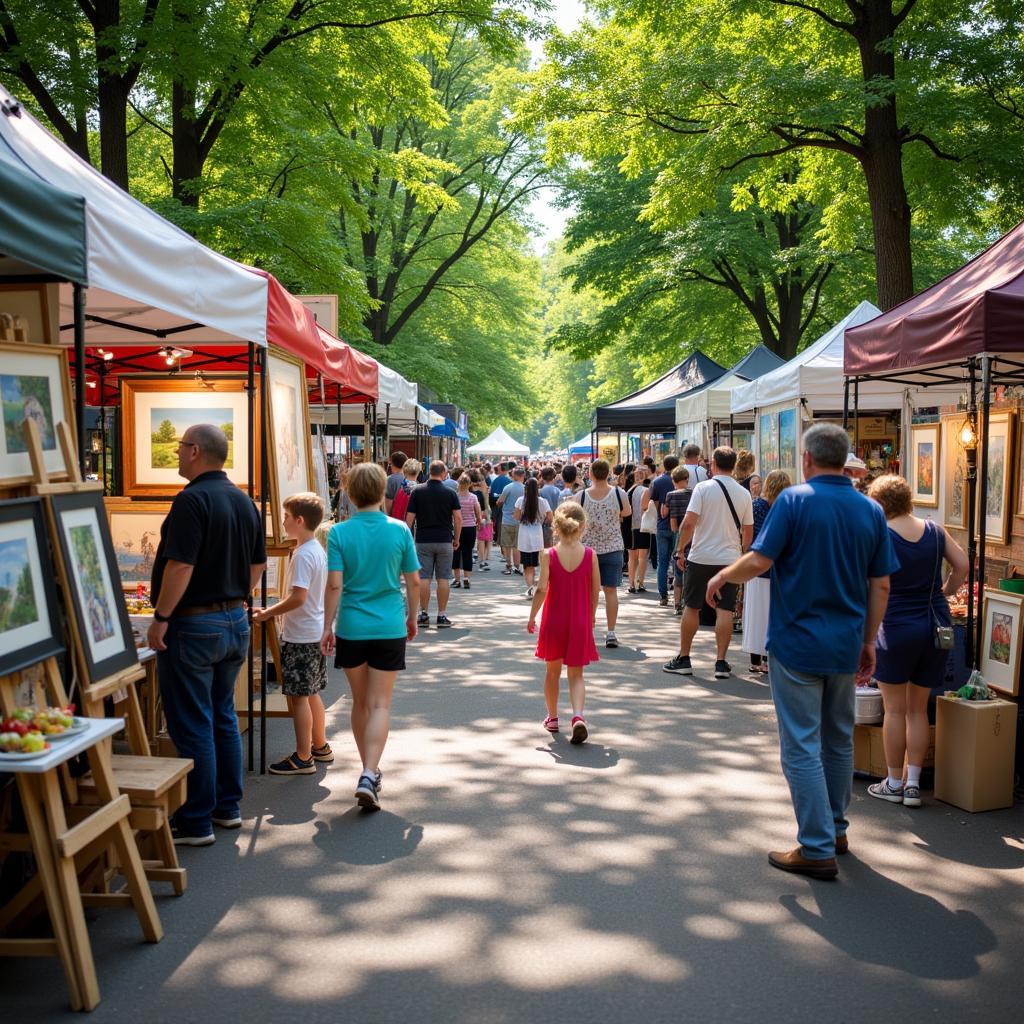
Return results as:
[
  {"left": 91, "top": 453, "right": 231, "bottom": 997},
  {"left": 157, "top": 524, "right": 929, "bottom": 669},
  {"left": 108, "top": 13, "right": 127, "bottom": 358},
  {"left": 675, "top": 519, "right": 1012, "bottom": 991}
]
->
[
  {"left": 758, "top": 411, "right": 779, "bottom": 473},
  {"left": 266, "top": 349, "right": 313, "bottom": 542},
  {"left": 778, "top": 407, "right": 798, "bottom": 474},
  {"left": 120, "top": 376, "right": 260, "bottom": 497},
  {"left": 942, "top": 419, "right": 967, "bottom": 529},
  {"left": 104, "top": 499, "right": 171, "bottom": 592},
  {"left": 0, "top": 284, "right": 52, "bottom": 344},
  {"left": 50, "top": 492, "right": 138, "bottom": 679},
  {"left": 980, "top": 588, "right": 1023, "bottom": 696},
  {"left": 981, "top": 410, "right": 1015, "bottom": 544},
  {"left": 0, "top": 497, "right": 63, "bottom": 676},
  {"left": 910, "top": 423, "right": 940, "bottom": 508},
  {"left": 1017, "top": 417, "right": 1024, "bottom": 518},
  {"left": 0, "top": 342, "right": 75, "bottom": 485}
]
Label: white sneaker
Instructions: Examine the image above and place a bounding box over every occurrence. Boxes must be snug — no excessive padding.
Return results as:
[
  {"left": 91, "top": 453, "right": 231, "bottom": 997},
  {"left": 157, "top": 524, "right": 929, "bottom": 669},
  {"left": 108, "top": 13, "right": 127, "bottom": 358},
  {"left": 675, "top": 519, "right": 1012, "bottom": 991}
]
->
[
  {"left": 605, "top": 630, "right": 618, "bottom": 648},
  {"left": 525, "top": 586, "right": 535, "bottom": 598}
]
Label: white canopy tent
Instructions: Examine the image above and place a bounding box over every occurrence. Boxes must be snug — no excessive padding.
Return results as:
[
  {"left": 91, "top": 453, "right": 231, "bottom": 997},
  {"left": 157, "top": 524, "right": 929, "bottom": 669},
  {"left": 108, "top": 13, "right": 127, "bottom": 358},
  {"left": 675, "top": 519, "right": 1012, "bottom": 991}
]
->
[
  {"left": 0, "top": 84, "right": 268, "bottom": 346},
  {"left": 467, "top": 425, "right": 530, "bottom": 456}
]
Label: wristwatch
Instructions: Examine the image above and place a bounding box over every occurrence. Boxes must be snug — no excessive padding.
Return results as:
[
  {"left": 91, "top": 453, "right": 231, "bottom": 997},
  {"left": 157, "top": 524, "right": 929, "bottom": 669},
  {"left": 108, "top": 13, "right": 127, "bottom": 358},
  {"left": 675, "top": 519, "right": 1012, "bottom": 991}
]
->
[{"left": 152, "top": 609, "right": 172, "bottom": 623}]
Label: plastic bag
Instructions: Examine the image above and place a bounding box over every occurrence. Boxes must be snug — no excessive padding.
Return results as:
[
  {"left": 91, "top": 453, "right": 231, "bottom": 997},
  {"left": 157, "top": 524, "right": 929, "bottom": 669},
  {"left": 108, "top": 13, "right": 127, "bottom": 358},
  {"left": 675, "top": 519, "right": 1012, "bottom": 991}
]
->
[{"left": 955, "top": 669, "right": 992, "bottom": 701}]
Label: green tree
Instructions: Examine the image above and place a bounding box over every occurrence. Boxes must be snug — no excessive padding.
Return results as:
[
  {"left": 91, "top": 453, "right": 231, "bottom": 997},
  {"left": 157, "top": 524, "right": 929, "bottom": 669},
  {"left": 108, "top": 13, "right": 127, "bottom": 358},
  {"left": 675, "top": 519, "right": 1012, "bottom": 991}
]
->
[
  {"left": 221, "top": 422, "right": 233, "bottom": 441},
  {"left": 153, "top": 418, "right": 176, "bottom": 443}
]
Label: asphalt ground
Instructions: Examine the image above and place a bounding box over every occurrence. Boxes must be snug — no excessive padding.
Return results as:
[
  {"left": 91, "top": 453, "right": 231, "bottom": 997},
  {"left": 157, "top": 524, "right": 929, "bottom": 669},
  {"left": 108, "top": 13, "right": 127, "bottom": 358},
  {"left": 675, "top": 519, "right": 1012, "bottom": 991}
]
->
[{"left": 4, "top": 559, "right": 1023, "bottom": 1021}]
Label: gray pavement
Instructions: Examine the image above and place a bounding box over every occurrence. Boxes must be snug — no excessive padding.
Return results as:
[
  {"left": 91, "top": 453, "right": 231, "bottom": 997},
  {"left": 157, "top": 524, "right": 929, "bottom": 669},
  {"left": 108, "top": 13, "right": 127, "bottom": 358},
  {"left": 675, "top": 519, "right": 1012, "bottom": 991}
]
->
[{"left": 5, "top": 562, "right": 1024, "bottom": 1021}]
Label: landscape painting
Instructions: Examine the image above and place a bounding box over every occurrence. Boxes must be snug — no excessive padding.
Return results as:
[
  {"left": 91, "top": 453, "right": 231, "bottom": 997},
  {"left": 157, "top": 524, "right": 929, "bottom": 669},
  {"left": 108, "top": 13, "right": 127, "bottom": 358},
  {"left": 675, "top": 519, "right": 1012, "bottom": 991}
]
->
[
  {"left": 910, "top": 424, "right": 940, "bottom": 508},
  {"left": 1, "top": 373, "right": 55, "bottom": 453},
  {"left": 981, "top": 411, "right": 1015, "bottom": 543},
  {"left": 0, "top": 344, "right": 73, "bottom": 483},
  {"left": 107, "top": 506, "right": 168, "bottom": 587},
  {"left": 150, "top": 408, "right": 234, "bottom": 469},
  {"left": 0, "top": 498, "right": 62, "bottom": 676},
  {"left": 121, "top": 377, "right": 257, "bottom": 497},
  {"left": 758, "top": 412, "right": 778, "bottom": 473},
  {"left": 53, "top": 494, "right": 137, "bottom": 678},
  {"left": 943, "top": 419, "right": 967, "bottom": 529},
  {"left": 778, "top": 408, "right": 797, "bottom": 471}
]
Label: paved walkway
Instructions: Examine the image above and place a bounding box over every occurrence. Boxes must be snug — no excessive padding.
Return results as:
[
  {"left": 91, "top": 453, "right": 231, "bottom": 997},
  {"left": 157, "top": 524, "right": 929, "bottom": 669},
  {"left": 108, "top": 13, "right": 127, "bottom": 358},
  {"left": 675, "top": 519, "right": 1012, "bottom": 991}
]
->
[{"left": 6, "top": 565, "right": 1023, "bottom": 1021}]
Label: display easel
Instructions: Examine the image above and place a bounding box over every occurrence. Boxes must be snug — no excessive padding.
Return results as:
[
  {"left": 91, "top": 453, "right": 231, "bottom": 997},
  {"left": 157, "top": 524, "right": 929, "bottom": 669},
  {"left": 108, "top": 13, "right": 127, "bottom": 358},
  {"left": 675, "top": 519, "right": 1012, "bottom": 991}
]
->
[{"left": 23, "top": 418, "right": 192, "bottom": 897}]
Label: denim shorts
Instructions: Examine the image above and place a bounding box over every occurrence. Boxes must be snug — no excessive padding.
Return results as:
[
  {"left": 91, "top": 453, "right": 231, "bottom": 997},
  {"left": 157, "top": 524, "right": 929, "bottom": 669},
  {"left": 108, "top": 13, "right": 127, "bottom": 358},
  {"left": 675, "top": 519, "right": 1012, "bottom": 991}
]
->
[
  {"left": 597, "top": 549, "right": 623, "bottom": 587},
  {"left": 416, "top": 541, "right": 453, "bottom": 580}
]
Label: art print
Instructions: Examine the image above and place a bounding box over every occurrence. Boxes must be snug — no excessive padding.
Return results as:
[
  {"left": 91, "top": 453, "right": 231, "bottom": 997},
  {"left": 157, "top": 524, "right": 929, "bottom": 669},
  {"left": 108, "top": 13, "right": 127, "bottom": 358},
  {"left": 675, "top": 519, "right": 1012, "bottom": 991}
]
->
[
  {"left": 0, "top": 344, "right": 74, "bottom": 483},
  {"left": 942, "top": 419, "right": 967, "bottom": 530},
  {"left": 52, "top": 492, "right": 137, "bottom": 678},
  {"left": 910, "top": 423, "right": 940, "bottom": 508},
  {"left": 105, "top": 500, "right": 171, "bottom": 589},
  {"left": 980, "top": 588, "right": 1023, "bottom": 696},
  {"left": 266, "top": 350, "right": 313, "bottom": 542},
  {"left": 778, "top": 407, "right": 797, "bottom": 471},
  {"left": 981, "top": 411, "right": 1015, "bottom": 544},
  {"left": 0, "top": 498, "right": 63, "bottom": 676},
  {"left": 758, "top": 412, "right": 779, "bottom": 473}
]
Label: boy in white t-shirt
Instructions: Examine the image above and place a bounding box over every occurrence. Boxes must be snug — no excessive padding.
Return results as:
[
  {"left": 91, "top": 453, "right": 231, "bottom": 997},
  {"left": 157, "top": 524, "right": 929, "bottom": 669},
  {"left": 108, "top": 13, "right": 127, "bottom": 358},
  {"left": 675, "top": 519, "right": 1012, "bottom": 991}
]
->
[{"left": 253, "top": 492, "right": 329, "bottom": 775}]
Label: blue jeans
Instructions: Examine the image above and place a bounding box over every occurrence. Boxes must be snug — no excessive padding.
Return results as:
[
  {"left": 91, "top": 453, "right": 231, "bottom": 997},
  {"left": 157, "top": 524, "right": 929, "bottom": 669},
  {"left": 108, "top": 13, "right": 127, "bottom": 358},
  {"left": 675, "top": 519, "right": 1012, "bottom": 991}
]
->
[
  {"left": 157, "top": 608, "right": 249, "bottom": 836},
  {"left": 656, "top": 531, "right": 675, "bottom": 599},
  {"left": 768, "top": 657, "right": 855, "bottom": 860}
]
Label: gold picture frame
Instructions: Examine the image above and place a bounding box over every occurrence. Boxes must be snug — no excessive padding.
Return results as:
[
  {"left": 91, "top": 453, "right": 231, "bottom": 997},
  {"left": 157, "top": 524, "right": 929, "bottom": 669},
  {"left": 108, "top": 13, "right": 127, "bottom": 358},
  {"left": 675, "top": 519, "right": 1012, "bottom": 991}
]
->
[
  {"left": 909, "top": 423, "right": 940, "bottom": 508},
  {"left": 265, "top": 349, "right": 314, "bottom": 544},
  {"left": 120, "top": 376, "right": 261, "bottom": 498},
  {"left": 980, "top": 410, "right": 1015, "bottom": 544}
]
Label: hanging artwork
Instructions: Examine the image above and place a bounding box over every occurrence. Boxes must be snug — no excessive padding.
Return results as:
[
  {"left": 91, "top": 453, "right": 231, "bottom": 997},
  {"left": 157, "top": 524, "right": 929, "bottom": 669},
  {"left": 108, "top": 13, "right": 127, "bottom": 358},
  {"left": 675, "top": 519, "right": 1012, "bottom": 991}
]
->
[
  {"left": 266, "top": 349, "right": 313, "bottom": 542},
  {"left": 0, "top": 498, "right": 63, "bottom": 676},
  {"left": 981, "top": 410, "right": 1015, "bottom": 544},
  {"left": 909, "top": 423, "right": 940, "bottom": 508},
  {"left": 758, "top": 411, "right": 779, "bottom": 473},
  {"left": 51, "top": 492, "right": 137, "bottom": 678},
  {"left": 778, "top": 408, "right": 798, "bottom": 474},
  {"left": 980, "top": 588, "right": 1023, "bottom": 696},
  {"left": 943, "top": 419, "right": 967, "bottom": 530},
  {"left": 0, "top": 343, "right": 75, "bottom": 484},
  {"left": 120, "top": 377, "right": 260, "bottom": 497},
  {"left": 104, "top": 499, "right": 172, "bottom": 591}
]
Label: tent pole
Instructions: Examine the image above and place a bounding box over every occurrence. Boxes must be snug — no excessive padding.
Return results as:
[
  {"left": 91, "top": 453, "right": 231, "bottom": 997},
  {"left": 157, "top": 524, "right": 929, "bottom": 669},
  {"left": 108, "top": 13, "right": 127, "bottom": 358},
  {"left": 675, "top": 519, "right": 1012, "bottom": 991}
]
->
[
  {"left": 975, "top": 355, "right": 992, "bottom": 669},
  {"left": 965, "top": 358, "right": 978, "bottom": 668},
  {"left": 246, "top": 342, "right": 255, "bottom": 773},
  {"left": 98, "top": 362, "right": 107, "bottom": 494},
  {"left": 853, "top": 377, "right": 860, "bottom": 452},
  {"left": 73, "top": 282, "right": 87, "bottom": 476},
  {"left": 259, "top": 349, "right": 269, "bottom": 776},
  {"left": 729, "top": 414, "right": 734, "bottom": 449},
  {"left": 843, "top": 378, "right": 850, "bottom": 431},
  {"left": 385, "top": 402, "right": 391, "bottom": 461}
]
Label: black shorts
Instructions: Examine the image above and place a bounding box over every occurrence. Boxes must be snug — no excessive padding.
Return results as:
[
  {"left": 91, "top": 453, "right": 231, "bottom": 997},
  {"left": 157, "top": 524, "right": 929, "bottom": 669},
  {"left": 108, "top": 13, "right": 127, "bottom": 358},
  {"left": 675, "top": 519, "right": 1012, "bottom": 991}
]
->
[
  {"left": 335, "top": 636, "right": 406, "bottom": 672},
  {"left": 683, "top": 561, "right": 737, "bottom": 612},
  {"left": 630, "top": 529, "right": 651, "bottom": 551},
  {"left": 520, "top": 549, "right": 540, "bottom": 567}
]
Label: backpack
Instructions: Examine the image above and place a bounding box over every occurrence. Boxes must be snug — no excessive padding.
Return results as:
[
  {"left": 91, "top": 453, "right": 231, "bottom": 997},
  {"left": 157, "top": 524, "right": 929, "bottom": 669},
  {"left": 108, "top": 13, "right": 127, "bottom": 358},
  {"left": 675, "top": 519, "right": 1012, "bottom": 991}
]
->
[{"left": 391, "top": 480, "right": 412, "bottom": 521}]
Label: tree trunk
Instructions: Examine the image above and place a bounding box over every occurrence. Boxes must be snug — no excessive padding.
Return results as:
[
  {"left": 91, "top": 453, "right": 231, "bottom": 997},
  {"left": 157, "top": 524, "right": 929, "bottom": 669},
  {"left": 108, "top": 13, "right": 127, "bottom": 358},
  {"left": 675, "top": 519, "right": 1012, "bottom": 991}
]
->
[
  {"left": 171, "top": 77, "right": 202, "bottom": 208},
  {"left": 775, "top": 283, "right": 804, "bottom": 361},
  {"left": 857, "top": 2, "right": 914, "bottom": 309},
  {"left": 93, "top": 3, "right": 130, "bottom": 190}
]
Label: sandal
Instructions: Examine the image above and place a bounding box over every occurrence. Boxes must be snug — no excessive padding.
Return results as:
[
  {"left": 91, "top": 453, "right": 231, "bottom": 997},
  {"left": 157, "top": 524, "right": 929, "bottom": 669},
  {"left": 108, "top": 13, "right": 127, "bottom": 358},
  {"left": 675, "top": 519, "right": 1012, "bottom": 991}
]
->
[
  {"left": 637, "top": 584, "right": 647, "bottom": 592},
  {"left": 627, "top": 586, "right": 637, "bottom": 594}
]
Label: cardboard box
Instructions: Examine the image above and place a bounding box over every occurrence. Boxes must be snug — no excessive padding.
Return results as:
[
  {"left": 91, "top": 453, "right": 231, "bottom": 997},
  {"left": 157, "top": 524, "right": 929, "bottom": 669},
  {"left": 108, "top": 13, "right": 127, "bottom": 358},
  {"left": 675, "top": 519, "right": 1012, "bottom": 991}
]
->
[
  {"left": 854, "top": 723, "right": 935, "bottom": 778},
  {"left": 935, "top": 697, "right": 1018, "bottom": 812}
]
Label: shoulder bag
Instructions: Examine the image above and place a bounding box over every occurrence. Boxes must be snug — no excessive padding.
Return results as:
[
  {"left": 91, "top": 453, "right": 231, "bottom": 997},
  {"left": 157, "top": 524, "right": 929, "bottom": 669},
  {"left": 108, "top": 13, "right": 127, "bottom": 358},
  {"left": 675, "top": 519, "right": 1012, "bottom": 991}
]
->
[{"left": 714, "top": 478, "right": 743, "bottom": 544}]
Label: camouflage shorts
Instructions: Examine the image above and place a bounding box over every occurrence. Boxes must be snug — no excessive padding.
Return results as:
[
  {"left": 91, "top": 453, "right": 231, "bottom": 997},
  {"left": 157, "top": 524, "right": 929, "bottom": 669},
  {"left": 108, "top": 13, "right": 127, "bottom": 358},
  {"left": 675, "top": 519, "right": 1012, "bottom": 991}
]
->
[{"left": 280, "top": 641, "right": 327, "bottom": 697}]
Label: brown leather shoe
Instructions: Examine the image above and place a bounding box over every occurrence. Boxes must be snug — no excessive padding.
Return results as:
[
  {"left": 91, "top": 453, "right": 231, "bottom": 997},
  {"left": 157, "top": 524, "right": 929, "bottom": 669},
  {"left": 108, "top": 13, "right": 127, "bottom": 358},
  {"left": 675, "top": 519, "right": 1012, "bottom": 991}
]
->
[
  {"left": 769, "top": 848, "right": 839, "bottom": 879},
  {"left": 835, "top": 834, "right": 848, "bottom": 855}
]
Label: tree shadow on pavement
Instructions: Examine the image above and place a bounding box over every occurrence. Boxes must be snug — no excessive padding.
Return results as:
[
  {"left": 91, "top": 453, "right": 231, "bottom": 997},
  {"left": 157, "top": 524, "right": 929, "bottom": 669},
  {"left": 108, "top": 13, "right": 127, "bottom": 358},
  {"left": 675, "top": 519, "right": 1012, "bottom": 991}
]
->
[{"left": 779, "top": 857, "right": 996, "bottom": 979}]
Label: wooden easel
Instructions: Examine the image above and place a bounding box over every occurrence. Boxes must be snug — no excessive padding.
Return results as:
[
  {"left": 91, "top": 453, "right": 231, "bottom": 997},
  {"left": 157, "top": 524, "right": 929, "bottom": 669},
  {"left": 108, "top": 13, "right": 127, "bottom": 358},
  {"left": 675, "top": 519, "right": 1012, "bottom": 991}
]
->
[{"left": 23, "top": 418, "right": 191, "bottom": 896}]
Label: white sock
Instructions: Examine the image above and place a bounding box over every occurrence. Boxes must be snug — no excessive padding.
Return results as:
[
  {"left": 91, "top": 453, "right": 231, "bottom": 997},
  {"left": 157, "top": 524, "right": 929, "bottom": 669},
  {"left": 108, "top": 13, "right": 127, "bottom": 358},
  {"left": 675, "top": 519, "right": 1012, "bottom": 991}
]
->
[
  {"left": 886, "top": 771, "right": 904, "bottom": 789},
  {"left": 906, "top": 765, "right": 922, "bottom": 786},
  {"left": 361, "top": 766, "right": 376, "bottom": 779}
]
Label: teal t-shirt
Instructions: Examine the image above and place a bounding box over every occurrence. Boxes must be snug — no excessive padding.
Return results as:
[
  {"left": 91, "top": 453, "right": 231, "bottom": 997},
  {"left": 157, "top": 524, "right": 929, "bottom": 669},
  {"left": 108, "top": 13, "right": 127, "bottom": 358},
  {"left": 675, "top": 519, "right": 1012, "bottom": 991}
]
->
[{"left": 327, "top": 511, "right": 420, "bottom": 640}]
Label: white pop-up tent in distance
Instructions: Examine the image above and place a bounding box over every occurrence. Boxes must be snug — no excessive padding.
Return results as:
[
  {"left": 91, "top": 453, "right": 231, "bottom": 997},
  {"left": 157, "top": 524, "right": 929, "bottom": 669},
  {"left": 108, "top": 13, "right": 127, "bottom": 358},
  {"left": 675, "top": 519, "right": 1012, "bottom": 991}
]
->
[
  {"left": 730, "top": 301, "right": 964, "bottom": 480},
  {"left": 467, "top": 425, "right": 530, "bottom": 457}
]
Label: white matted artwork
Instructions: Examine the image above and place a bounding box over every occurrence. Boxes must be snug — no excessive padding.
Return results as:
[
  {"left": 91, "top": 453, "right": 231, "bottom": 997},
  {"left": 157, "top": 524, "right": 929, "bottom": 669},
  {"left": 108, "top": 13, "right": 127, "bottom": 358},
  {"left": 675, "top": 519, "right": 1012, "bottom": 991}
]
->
[
  {"left": 942, "top": 418, "right": 967, "bottom": 530},
  {"left": 981, "top": 410, "right": 1015, "bottom": 544},
  {"left": 980, "top": 587, "right": 1023, "bottom": 696},
  {"left": 266, "top": 350, "right": 313, "bottom": 539},
  {"left": 910, "top": 423, "right": 940, "bottom": 508}
]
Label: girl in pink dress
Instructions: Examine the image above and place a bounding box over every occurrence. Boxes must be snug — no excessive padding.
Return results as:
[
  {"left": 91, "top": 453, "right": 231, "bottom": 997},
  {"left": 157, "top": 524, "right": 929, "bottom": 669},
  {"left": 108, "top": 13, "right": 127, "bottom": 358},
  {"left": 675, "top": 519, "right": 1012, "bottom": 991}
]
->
[{"left": 527, "top": 502, "right": 601, "bottom": 743}]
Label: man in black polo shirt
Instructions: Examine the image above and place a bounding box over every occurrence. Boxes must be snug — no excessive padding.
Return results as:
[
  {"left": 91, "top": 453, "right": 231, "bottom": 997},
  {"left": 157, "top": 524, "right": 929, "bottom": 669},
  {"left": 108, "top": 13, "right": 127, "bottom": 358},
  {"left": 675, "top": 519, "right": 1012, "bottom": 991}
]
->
[
  {"left": 147, "top": 424, "right": 266, "bottom": 846},
  {"left": 406, "top": 460, "right": 461, "bottom": 628}
]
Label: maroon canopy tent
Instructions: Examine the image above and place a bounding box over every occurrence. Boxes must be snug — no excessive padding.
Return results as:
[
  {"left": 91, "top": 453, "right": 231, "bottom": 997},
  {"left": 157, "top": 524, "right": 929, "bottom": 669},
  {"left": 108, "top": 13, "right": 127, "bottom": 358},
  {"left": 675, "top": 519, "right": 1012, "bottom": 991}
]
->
[{"left": 843, "top": 221, "right": 1024, "bottom": 668}]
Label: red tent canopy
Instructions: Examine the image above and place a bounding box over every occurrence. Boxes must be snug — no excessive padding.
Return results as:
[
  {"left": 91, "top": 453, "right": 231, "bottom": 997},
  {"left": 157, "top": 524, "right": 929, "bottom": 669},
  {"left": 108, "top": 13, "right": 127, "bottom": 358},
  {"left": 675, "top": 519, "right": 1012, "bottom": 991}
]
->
[
  {"left": 845, "top": 220, "right": 1024, "bottom": 374},
  {"left": 308, "top": 325, "right": 379, "bottom": 403}
]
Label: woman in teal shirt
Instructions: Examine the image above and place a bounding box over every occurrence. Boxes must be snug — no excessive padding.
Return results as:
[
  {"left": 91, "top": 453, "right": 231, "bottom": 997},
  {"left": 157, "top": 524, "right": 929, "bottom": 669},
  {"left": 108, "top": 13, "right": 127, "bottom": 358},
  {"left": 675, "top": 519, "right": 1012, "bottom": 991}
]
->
[{"left": 321, "top": 462, "right": 420, "bottom": 810}]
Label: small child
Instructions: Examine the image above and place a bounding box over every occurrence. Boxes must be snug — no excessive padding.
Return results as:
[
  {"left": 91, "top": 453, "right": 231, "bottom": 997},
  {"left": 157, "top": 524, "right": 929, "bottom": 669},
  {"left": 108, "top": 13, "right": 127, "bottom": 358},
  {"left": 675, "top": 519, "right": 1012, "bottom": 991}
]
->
[
  {"left": 527, "top": 502, "right": 600, "bottom": 744},
  {"left": 253, "top": 492, "right": 330, "bottom": 775},
  {"left": 667, "top": 465, "right": 692, "bottom": 615}
]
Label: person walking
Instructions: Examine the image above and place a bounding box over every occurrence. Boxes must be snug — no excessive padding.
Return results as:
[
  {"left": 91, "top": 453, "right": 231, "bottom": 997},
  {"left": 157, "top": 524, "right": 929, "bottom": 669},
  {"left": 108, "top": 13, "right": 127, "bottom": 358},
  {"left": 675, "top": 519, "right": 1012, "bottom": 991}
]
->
[
  {"left": 322, "top": 463, "right": 420, "bottom": 810},
  {"left": 384, "top": 451, "right": 408, "bottom": 514},
  {"left": 703, "top": 423, "right": 898, "bottom": 879},
  {"left": 452, "top": 474, "right": 483, "bottom": 589},
  {"left": 488, "top": 461, "right": 511, "bottom": 561},
  {"left": 468, "top": 469, "right": 493, "bottom": 570},
  {"left": 406, "top": 460, "right": 461, "bottom": 628},
  {"left": 252, "top": 493, "right": 330, "bottom": 776},
  {"left": 390, "top": 458, "right": 420, "bottom": 523},
  {"left": 666, "top": 465, "right": 693, "bottom": 615},
  {"left": 528, "top": 502, "right": 600, "bottom": 743},
  {"left": 497, "top": 465, "right": 526, "bottom": 575},
  {"left": 681, "top": 444, "right": 709, "bottom": 485},
  {"left": 515, "top": 477, "right": 553, "bottom": 597},
  {"left": 558, "top": 463, "right": 585, "bottom": 504},
  {"left": 146, "top": 424, "right": 264, "bottom": 846},
  {"left": 643, "top": 454, "right": 680, "bottom": 607},
  {"left": 580, "top": 459, "right": 630, "bottom": 648},
  {"left": 866, "top": 475, "right": 968, "bottom": 809},
  {"left": 539, "top": 467, "right": 562, "bottom": 548},
  {"left": 663, "top": 447, "right": 753, "bottom": 680},
  {"left": 627, "top": 463, "right": 652, "bottom": 593},
  {"left": 742, "top": 470, "right": 792, "bottom": 674}
]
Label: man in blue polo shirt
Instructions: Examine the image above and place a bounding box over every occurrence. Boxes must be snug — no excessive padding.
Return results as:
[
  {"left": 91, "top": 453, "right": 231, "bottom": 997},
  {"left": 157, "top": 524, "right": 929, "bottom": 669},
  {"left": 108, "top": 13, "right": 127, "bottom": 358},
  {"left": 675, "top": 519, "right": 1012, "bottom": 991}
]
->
[{"left": 704, "top": 423, "right": 897, "bottom": 880}]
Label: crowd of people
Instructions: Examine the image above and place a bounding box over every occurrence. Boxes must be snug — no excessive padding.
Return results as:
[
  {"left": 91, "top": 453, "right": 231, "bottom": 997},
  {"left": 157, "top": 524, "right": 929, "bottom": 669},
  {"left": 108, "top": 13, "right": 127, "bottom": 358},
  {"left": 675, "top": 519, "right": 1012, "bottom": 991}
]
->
[{"left": 148, "top": 422, "right": 963, "bottom": 882}]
